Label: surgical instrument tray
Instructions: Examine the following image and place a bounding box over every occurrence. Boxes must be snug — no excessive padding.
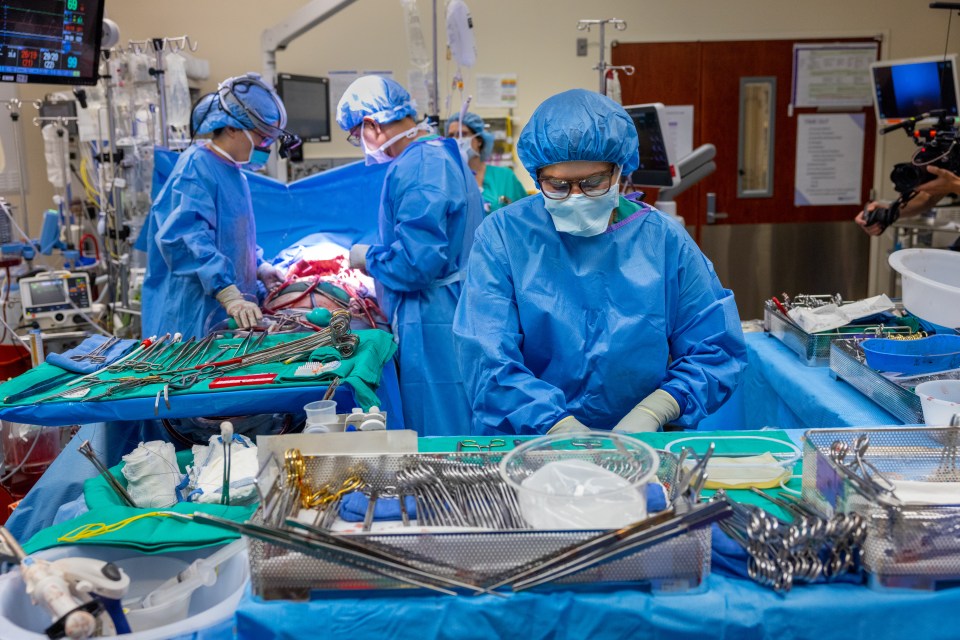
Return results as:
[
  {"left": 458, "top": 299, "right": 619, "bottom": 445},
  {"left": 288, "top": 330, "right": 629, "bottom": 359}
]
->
[
  {"left": 764, "top": 301, "right": 914, "bottom": 367},
  {"left": 803, "top": 426, "right": 960, "bottom": 590},
  {"left": 242, "top": 449, "right": 718, "bottom": 599}
]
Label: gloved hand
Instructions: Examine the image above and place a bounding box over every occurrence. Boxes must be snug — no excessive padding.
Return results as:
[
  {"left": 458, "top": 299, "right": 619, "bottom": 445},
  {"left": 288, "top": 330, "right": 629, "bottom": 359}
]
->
[
  {"left": 547, "top": 415, "right": 591, "bottom": 435},
  {"left": 613, "top": 389, "right": 681, "bottom": 433},
  {"left": 215, "top": 285, "right": 262, "bottom": 329},
  {"left": 349, "top": 244, "right": 370, "bottom": 273},
  {"left": 257, "top": 262, "right": 285, "bottom": 290}
]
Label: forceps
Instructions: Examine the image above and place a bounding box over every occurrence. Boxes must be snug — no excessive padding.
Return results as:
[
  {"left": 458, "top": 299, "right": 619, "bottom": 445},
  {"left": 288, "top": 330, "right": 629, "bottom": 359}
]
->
[
  {"left": 571, "top": 438, "right": 604, "bottom": 450},
  {"left": 78, "top": 440, "right": 135, "bottom": 507},
  {"left": 70, "top": 336, "right": 121, "bottom": 364},
  {"left": 851, "top": 434, "right": 897, "bottom": 494},
  {"left": 154, "top": 365, "right": 218, "bottom": 415},
  {"left": 456, "top": 439, "right": 505, "bottom": 452}
]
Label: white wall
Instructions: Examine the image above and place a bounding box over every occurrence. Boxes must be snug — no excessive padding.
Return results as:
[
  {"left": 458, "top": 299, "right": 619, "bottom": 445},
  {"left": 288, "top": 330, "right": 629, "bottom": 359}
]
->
[{"left": 6, "top": 0, "right": 959, "bottom": 232}]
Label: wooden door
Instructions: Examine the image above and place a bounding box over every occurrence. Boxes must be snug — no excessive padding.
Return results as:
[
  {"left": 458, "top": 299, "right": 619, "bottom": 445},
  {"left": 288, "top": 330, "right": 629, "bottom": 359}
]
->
[{"left": 612, "top": 37, "right": 880, "bottom": 242}]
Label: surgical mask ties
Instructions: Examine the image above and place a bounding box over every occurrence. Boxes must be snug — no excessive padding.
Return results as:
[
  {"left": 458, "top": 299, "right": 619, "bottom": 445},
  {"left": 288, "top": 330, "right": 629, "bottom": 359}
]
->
[
  {"left": 209, "top": 130, "right": 260, "bottom": 167},
  {"left": 543, "top": 188, "right": 620, "bottom": 237},
  {"left": 362, "top": 121, "right": 432, "bottom": 166},
  {"left": 208, "top": 141, "right": 240, "bottom": 166}
]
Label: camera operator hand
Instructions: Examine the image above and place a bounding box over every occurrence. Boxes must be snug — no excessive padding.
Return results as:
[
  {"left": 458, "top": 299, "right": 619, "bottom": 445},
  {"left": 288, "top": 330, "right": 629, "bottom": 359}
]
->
[
  {"left": 916, "top": 165, "right": 960, "bottom": 197},
  {"left": 855, "top": 165, "right": 959, "bottom": 235},
  {"left": 855, "top": 202, "right": 887, "bottom": 236}
]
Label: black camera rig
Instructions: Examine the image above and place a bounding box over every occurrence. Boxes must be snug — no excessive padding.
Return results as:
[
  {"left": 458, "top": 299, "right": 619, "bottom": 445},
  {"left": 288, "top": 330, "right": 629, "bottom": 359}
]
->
[{"left": 865, "top": 109, "right": 960, "bottom": 231}]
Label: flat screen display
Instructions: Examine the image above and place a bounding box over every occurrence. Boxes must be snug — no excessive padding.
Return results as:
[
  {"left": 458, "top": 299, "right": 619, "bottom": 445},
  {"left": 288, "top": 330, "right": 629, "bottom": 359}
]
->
[
  {"left": 0, "top": 0, "right": 105, "bottom": 86},
  {"left": 276, "top": 73, "right": 331, "bottom": 143},
  {"left": 623, "top": 104, "right": 676, "bottom": 188},
  {"left": 28, "top": 279, "right": 66, "bottom": 306},
  {"left": 871, "top": 55, "right": 960, "bottom": 122}
]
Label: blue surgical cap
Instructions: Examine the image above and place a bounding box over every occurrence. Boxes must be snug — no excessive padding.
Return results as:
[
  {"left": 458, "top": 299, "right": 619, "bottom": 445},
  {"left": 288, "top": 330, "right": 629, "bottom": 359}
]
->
[
  {"left": 193, "top": 73, "right": 284, "bottom": 135},
  {"left": 336, "top": 75, "right": 418, "bottom": 131},
  {"left": 517, "top": 89, "right": 640, "bottom": 183},
  {"left": 449, "top": 112, "right": 495, "bottom": 162}
]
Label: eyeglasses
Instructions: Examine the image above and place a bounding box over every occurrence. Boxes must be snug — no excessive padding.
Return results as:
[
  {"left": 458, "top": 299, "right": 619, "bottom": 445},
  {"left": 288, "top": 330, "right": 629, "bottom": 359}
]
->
[
  {"left": 346, "top": 125, "right": 362, "bottom": 147},
  {"left": 537, "top": 169, "right": 619, "bottom": 200}
]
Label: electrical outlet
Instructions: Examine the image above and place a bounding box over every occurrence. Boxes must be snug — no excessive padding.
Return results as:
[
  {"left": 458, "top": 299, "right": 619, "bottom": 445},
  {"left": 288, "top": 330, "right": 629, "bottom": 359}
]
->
[{"left": 576, "top": 38, "right": 588, "bottom": 57}]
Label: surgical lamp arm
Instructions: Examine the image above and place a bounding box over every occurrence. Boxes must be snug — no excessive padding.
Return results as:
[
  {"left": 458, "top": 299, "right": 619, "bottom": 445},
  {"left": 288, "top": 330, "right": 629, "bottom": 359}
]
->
[
  {"left": 658, "top": 144, "right": 717, "bottom": 201},
  {"left": 261, "top": 0, "right": 359, "bottom": 86}
]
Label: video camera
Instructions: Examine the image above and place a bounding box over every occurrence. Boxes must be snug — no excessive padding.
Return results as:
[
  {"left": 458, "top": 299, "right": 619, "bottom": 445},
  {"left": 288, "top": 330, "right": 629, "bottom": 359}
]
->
[{"left": 865, "top": 110, "right": 960, "bottom": 231}]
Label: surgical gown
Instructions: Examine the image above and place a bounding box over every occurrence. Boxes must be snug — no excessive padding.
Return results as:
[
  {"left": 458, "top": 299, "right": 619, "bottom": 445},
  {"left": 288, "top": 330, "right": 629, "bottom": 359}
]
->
[
  {"left": 140, "top": 144, "right": 259, "bottom": 339},
  {"left": 453, "top": 196, "right": 747, "bottom": 435},
  {"left": 481, "top": 165, "right": 528, "bottom": 214},
  {"left": 366, "top": 136, "right": 484, "bottom": 435}
]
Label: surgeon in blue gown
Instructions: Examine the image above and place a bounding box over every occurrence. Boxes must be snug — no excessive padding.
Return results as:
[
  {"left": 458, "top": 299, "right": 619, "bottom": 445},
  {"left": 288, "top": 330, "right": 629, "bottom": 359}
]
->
[
  {"left": 140, "top": 73, "right": 294, "bottom": 339},
  {"left": 337, "top": 75, "right": 484, "bottom": 435},
  {"left": 453, "top": 89, "right": 747, "bottom": 435}
]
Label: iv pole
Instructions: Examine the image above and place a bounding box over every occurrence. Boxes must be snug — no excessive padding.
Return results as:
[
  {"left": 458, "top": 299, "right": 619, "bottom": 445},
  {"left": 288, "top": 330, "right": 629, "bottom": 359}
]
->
[
  {"left": 4, "top": 100, "right": 30, "bottom": 236},
  {"left": 577, "top": 18, "right": 635, "bottom": 95}
]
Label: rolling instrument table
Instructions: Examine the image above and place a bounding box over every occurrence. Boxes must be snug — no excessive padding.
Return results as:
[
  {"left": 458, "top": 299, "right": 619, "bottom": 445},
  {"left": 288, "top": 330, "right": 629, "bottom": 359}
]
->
[{"left": 2, "top": 330, "right": 403, "bottom": 543}]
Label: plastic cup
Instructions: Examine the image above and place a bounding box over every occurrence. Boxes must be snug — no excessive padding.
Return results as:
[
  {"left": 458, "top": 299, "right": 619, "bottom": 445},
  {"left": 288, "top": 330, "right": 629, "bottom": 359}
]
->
[
  {"left": 499, "top": 432, "right": 659, "bottom": 530},
  {"left": 303, "top": 399, "right": 338, "bottom": 427},
  {"left": 916, "top": 380, "right": 960, "bottom": 425}
]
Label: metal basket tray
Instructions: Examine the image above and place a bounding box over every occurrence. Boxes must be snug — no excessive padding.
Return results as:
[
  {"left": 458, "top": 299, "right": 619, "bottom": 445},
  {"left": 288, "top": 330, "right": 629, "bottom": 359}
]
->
[
  {"left": 764, "top": 302, "right": 913, "bottom": 366},
  {"left": 829, "top": 339, "right": 960, "bottom": 424},
  {"left": 802, "top": 427, "right": 960, "bottom": 589},
  {"left": 247, "top": 450, "right": 712, "bottom": 599}
]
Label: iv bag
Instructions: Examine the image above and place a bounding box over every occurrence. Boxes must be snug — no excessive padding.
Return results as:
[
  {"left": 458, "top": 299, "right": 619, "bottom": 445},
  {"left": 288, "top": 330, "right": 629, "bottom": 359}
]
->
[
  {"left": 42, "top": 124, "right": 68, "bottom": 189},
  {"left": 606, "top": 69, "right": 622, "bottom": 105},
  {"left": 164, "top": 53, "right": 191, "bottom": 132},
  {"left": 446, "top": 0, "right": 477, "bottom": 68},
  {"left": 401, "top": 0, "right": 431, "bottom": 70}
]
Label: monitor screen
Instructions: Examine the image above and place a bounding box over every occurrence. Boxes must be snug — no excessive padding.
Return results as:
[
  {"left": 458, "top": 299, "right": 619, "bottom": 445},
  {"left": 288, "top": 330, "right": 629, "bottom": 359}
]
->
[
  {"left": 0, "top": 0, "right": 106, "bottom": 86},
  {"left": 871, "top": 55, "right": 960, "bottom": 122},
  {"left": 276, "top": 73, "right": 331, "bottom": 143},
  {"left": 623, "top": 103, "right": 677, "bottom": 188},
  {"left": 28, "top": 279, "right": 66, "bottom": 306}
]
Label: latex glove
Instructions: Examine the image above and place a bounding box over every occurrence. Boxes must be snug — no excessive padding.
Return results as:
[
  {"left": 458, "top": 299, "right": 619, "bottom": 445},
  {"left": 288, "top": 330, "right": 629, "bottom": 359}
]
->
[
  {"left": 613, "top": 389, "right": 681, "bottom": 433},
  {"left": 215, "top": 285, "right": 262, "bottom": 329},
  {"left": 349, "top": 244, "right": 370, "bottom": 273},
  {"left": 257, "top": 262, "right": 285, "bottom": 290},
  {"left": 547, "top": 415, "right": 591, "bottom": 435}
]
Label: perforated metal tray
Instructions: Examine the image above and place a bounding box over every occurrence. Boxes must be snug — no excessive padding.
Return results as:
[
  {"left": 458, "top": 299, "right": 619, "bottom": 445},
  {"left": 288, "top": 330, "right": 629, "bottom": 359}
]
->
[
  {"left": 764, "top": 302, "right": 913, "bottom": 366},
  {"left": 802, "top": 427, "right": 960, "bottom": 589},
  {"left": 829, "top": 339, "right": 924, "bottom": 423},
  {"left": 829, "top": 340, "right": 960, "bottom": 424},
  {"left": 248, "top": 450, "right": 712, "bottom": 599}
]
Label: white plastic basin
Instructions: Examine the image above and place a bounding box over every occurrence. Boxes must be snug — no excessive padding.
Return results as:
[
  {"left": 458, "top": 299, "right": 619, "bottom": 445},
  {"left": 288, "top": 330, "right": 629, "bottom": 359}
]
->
[
  {"left": 916, "top": 380, "right": 960, "bottom": 425},
  {"left": 889, "top": 249, "right": 960, "bottom": 328},
  {"left": 0, "top": 543, "right": 248, "bottom": 640}
]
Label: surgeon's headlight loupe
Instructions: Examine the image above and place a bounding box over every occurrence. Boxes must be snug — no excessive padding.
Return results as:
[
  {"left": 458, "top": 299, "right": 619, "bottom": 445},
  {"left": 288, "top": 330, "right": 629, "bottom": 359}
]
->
[{"left": 275, "top": 131, "right": 302, "bottom": 159}]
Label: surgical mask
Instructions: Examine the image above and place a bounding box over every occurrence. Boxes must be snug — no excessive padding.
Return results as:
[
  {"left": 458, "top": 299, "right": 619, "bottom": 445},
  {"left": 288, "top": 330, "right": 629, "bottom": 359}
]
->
[
  {"left": 247, "top": 133, "right": 272, "bottom": 171},
  {"left": 543, "top": 187, "right": 620, "bottom": 237},
  {"left": 456, "top": 135, "right": 479, "bottom": 160},
  {"left": 361, "top": 120, "right": 432, "bottom": 166},
  {"left": 242, "top": 129, "right": 272, "bottom": 169}
]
